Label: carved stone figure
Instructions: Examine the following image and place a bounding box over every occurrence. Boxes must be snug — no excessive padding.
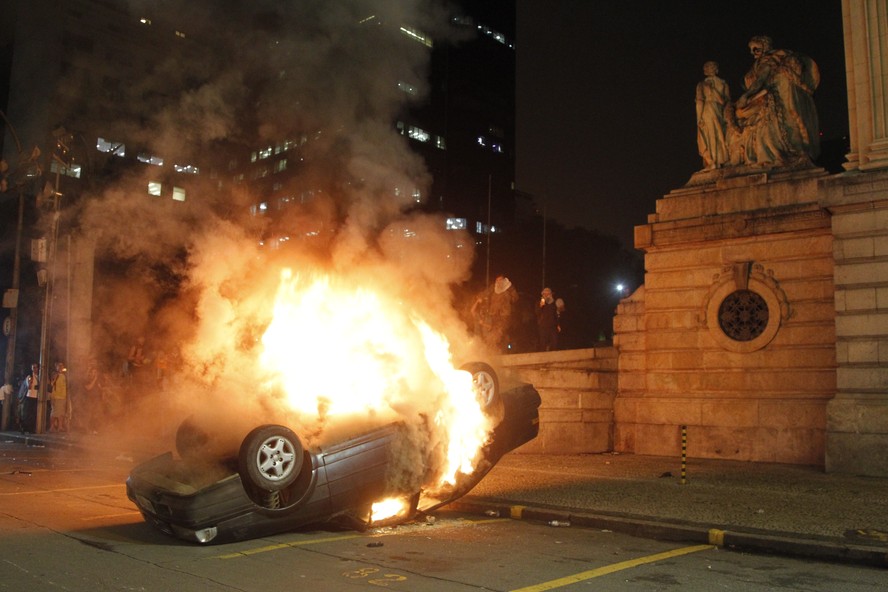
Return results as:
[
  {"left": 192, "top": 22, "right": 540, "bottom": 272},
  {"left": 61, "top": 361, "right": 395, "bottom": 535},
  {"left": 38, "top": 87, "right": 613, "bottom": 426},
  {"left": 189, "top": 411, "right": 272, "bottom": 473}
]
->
[
  {"left": 695, "top": 61, "right": 731, "bottom": 169},
  {"left": 731, "top": 35, "right": 821, "bottom": 167}
]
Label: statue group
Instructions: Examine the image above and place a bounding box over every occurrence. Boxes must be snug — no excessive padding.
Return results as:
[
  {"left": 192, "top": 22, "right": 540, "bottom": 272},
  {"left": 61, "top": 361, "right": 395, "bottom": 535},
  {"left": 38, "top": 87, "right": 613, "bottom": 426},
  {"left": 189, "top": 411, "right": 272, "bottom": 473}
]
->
[{"left": 696, "top": 36, "right": 820, "bottom": 171}]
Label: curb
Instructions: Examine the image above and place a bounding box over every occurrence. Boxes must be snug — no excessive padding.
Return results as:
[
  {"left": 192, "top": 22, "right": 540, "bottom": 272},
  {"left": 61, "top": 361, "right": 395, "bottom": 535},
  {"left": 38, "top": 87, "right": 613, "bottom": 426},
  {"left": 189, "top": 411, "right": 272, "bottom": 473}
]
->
[{"left": 450, "top": 497, "right": 888, "bottom": 568}]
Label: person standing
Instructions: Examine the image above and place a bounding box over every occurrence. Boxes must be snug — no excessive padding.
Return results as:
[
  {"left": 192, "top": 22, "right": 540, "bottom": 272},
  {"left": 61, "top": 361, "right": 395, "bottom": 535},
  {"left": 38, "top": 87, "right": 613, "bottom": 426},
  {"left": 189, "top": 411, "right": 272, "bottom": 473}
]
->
[
  {"left": 50, "top": 362, "right": 69, "bottom": 433},
  {"left": 20, "top": 363, "right": 39, "bottom": 433},
  {"left": 472, "top": 275, "right": 519, "bottom": 353},
  {"left": 536, "top": 287, "right": 559, "bottom": 351}
]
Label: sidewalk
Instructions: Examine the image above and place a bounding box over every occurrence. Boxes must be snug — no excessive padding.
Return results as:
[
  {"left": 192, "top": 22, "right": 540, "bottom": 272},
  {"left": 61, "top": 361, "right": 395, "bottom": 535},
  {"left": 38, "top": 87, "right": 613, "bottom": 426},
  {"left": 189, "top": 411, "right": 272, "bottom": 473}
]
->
[
  {"left": 455, "top": 452, "right": 888, "bottom": 568},
  {"left": 5, "top": 429, "right": 888, "bottom": 567}
]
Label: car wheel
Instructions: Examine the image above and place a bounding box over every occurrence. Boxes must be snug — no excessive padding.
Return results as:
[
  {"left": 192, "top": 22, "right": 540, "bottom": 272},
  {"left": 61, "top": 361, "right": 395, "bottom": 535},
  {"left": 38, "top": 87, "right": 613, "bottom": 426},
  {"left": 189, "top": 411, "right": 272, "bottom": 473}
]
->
[
  {"left": 461, "top": 362, "right": 503, "bottom": 419},
  {"left": 238, "top": 425, "right": 304, "bottom": 492}
]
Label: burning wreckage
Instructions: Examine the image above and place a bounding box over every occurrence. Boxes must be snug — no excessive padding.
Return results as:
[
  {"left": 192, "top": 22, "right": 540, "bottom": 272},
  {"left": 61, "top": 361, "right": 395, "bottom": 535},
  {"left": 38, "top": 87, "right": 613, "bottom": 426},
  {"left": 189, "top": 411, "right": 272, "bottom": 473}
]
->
[{"left": 126, "top": 271, "right": 541, "bottom": 544}]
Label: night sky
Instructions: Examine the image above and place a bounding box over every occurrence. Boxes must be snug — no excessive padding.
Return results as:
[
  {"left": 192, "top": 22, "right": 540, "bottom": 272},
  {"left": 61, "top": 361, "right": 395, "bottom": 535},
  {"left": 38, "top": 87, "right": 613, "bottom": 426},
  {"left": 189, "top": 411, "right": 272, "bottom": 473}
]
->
[{"left": 515, "top": 0, "right": 848, "bottom": 249}]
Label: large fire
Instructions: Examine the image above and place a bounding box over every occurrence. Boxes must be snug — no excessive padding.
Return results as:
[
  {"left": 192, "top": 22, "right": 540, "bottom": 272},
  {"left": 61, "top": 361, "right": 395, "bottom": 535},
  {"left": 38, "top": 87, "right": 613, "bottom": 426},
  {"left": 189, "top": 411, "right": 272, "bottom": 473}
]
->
[{"left": 259, "top": 268, "right": 493, "bottom": 490}]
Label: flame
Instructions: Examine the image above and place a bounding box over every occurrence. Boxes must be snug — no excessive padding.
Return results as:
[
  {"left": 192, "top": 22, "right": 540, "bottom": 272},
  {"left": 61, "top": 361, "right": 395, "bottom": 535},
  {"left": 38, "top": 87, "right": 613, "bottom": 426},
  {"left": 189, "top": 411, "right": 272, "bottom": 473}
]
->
[
  {"left": 260, "top": 268, "right": 492, "bottom": 489},
  {"left": 371, "top": 497, "right": 410, "bottom": 522}
]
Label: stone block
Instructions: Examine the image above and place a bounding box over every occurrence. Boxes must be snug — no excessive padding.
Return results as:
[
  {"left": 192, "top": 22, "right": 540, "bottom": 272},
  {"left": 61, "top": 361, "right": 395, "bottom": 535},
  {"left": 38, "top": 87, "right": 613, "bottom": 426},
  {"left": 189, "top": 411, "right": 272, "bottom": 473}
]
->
[
  {"left": 617, "top": 352, "right": 646, "bottom": 371},
  {"left": 539, "top": 389, "right": 583, "bottom": 410},
  {"left": 880, "top": 340, "right": 888, "bottom": 363},
  {"left": 642, "top": 310, "right": 700, "bottom": 331},
  {"left": 617, "top": 372, "right": 647, "bottom": 392},
  {"left": 832, "top": 208, "right": 888, "bottom": 236},
  {"left": 581, "top": 409, "right": 614, "bottom": 424},
  {"left": 635, "top": 399, "right": 702, "bottom": 425},
  {"left": 631, "top": 423, "right": 683, "bottom": 456},
  {"left": 836, "top": 340, "right": 849, "bottom": 363},
  {"left": 701, "top": 347, "right": 835, "bottom": 369},
  {"left": 836, "top": 260, "right": 888, "bottom": 285},
  {"left": 827, "top": 394, "right": 888, "bottom": 432},
  {"left": 613, "top": 397, "right": 638, "bottom": 422},
  {"left": 839, "top": 236, "right": 875, "bottom": 258},
  {"left": 836, "top": 312, "right": 888, "bottom": 337},
  {"left": 826, "top": 433, "right": 888, "bottom": 476},
  {"left": 843, "top": 287, "right": 877, "bottom": 311},
  {"left": 700, "top": 399, "right": 759, "bottom": 427},
  {"left": 750, "top": 427, "right": 824, "bottom": 464},
  {"left": 536, "top": 420, "right": 611, "bottom": 454},
  {"left": 847, "top": 340, "right": 879, "bottom": 363},
  {"left": 875, "top": 235, "right": 888, "bottom": 257},
  {"left": 838, "top": 366, "right": 888, "bottom": 390},
  {"left": 539, "top": 408, "right": 584, "bottom": 424},
  {"left": 758, "top": 400, "right": 827, "bottom": 429},
  {"left": 877, "top": 286, "right": 888, "bottom": 309}
]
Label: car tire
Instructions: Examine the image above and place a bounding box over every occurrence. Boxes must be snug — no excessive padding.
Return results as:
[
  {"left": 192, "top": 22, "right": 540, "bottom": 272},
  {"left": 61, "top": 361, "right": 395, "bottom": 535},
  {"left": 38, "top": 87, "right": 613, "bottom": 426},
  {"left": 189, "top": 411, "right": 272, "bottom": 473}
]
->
[
  {"left": 461, "top": 362, "right": 504, "bottom": 421},
  {"left": 238, "top": 425, "right": 304, "bottom": 492}
]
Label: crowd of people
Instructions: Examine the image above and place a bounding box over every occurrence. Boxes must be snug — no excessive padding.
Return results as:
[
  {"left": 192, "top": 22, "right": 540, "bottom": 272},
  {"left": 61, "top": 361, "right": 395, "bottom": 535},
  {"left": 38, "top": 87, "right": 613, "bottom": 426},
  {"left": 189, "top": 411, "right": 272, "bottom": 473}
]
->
[{"left": 0, "top": 335, "right": 177, "bottom": 435}]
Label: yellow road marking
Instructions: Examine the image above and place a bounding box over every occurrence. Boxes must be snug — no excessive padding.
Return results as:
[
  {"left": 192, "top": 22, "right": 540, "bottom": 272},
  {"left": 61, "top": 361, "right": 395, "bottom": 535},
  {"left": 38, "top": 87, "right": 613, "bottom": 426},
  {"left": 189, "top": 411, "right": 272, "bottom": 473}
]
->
[{"left": 509, "top": 544, "right": 715, "bottom": 592}]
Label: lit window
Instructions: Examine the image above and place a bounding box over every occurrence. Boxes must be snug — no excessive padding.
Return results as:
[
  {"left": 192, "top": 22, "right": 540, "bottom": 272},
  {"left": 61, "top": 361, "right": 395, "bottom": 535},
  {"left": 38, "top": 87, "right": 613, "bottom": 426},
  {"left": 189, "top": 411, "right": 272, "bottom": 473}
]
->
[
  {"left": 148, "top": 182, "right": 162, "bottom": 196},
  {"left": 275, "top": 159, "right": 287, "bottom": 173},
  {"left": 476, "top": 136, "right": 486, "bottom": 147},
  {"left": 172, "top": 187, "right": 186, "bottom": 202},
  {"left": 412, "top": 188, "right": 421, "bottom": 202},
  {"left": 140, "top": 17, "right": 152, "bottom": 25},
  {"left": 250, "top": 152, "right": 257, "bottom": 163},
  {"left": 96, "top": 137, "right": 125, "bottom": 157},
  {"left": 446, "top": 218, "right": 466, "bottom": 230},
  {"left": 492, "top": 144, "right": 503, "bottom": 154},
  {"left": 399, "top": 26, "right": 433, "bottom": 48},
  {"left": 258, "top": 147, "right": 273, "bottom": 159},
  {"left": 436, "top": 136, "right": 447, "bottom": 150},
  {"left": 396, "top": 121, "right": 405, "bottom": 134},
  {"left": 175, "top": 31, "right": 186, "bottom": 39},
  {"left": 174, "top": 164, "right": 199, "bottom": 174},
  {"left": 49, "top": 161, "right": 81, "bottom": 179},
  {"left": 137, "top": 153, "right": 164, "bottom": 166},
  {"left": 408, "top": 126, "right": 430, "bottom": 142}
]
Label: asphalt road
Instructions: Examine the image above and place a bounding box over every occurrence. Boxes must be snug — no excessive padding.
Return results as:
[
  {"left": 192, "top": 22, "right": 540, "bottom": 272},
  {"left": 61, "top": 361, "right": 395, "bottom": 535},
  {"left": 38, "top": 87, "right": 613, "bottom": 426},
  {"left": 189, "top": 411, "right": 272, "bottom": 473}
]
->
[{"left": 1, "top": 440, "right": 886, "bottom": 591}]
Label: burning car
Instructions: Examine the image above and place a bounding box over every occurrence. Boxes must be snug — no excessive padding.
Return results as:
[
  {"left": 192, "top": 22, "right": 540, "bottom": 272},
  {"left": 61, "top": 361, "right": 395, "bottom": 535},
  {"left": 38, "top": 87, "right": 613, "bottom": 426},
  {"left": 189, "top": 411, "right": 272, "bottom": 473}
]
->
[{"left": 126, "top": 362, "right": 540, "bottom": 544}]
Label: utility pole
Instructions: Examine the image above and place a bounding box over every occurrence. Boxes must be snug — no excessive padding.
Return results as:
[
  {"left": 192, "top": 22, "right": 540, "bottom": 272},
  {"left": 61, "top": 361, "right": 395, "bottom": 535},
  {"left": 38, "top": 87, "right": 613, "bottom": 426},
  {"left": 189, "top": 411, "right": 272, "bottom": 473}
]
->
[{"left": 1, "top": 109, "right": 40, "bottom": 430}]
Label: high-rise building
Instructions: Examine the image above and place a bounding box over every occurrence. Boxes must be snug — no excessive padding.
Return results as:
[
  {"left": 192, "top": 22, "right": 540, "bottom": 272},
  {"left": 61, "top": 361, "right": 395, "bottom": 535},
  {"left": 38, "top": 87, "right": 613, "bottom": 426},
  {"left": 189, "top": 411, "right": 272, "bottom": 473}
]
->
[{"left": 0, "top": 0, "right": 516, "bottom": 387}]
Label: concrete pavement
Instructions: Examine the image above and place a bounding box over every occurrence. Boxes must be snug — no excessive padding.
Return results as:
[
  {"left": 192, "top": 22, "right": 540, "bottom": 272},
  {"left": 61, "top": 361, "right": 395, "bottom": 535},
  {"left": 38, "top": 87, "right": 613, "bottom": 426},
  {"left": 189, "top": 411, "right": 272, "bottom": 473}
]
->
[{"left": 4, "top": 429, "right": 887, "bottom": 567}]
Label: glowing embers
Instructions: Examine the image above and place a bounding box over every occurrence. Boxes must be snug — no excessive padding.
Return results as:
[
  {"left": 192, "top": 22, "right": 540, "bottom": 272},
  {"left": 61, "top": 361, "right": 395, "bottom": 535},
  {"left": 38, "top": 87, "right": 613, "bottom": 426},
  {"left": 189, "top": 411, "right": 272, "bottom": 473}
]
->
[{"left": 259, "top": 269, "right": 492, "bottom": 489}]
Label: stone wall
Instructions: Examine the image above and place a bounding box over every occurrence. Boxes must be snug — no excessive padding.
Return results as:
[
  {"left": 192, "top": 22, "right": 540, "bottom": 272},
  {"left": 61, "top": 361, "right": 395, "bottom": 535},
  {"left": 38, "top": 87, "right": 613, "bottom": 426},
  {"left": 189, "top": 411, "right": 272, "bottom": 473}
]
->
[
  {"left": 616, "top": 171, "right": 837, "bottom": 466},
  {"left": 822, "top": 170, "right": 888, "bottom": 476},
  {"left": 498, "top": 347, "right": 617, "bottom": 454}
]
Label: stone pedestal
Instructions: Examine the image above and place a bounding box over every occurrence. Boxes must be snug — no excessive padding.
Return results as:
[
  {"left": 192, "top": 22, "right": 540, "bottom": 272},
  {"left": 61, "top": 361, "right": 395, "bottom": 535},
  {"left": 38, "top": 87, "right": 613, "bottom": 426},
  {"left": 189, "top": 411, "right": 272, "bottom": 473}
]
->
[{"left": 617, "top": 168, "right": 836, "bottom": 465}]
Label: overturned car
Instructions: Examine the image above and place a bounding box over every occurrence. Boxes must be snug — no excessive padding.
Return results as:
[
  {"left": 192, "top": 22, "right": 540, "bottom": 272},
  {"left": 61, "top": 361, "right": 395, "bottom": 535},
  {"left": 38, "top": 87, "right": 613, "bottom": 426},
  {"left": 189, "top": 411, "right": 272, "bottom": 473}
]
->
[{"left": 126, "top": 363, "right": 540, "bottom": 544}]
